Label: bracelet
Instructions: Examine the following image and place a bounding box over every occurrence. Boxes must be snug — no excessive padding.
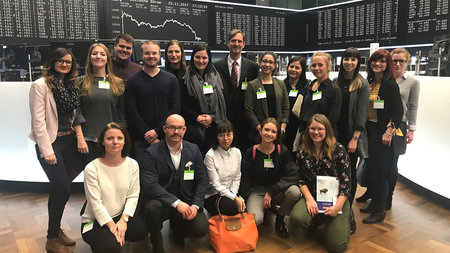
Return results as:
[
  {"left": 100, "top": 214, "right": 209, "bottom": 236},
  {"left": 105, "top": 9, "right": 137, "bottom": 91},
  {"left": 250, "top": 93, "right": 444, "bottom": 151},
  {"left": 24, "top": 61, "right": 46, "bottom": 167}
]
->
[{"left": 386, "top": 132, "right": 393, "bottom": 137}]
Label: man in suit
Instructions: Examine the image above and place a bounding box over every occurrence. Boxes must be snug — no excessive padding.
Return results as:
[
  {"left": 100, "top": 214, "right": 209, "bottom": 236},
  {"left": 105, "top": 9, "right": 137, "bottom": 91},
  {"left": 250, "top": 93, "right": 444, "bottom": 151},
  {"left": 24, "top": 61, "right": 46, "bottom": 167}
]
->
[
  {"left": 214, "top": 29, "right": 259, "bottom": 153},
  {"left": 140, "top": 114, "right": 209, "bottom": 253}
]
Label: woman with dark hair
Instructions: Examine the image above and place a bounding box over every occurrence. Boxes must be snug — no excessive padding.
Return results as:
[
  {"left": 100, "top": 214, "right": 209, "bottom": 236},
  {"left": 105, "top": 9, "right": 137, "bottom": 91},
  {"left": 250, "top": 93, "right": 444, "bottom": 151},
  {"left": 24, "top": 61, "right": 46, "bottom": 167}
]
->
[
  {"left": 245, "top": 52, "right": 290, "bottom": 144},
  {"left": 297, "top": 52, "right": 341, "bottom": 143},
  {"left": 360, "top": 49, "right": 403, "bottom": 224},
  {"left": 284, "top": 56, "right": 309, "bottom": 155},
  {"left": 240, "top": 118, "right": 300, "bottom": 238},
  {"left": 204, "top": 120, "right": 245, "bottom": 216},
  {"left": 290, "top": 114, "right": 351, "bottom": 253},
  {"left": 81, "top": 122, "right": 148, "bottom": 253},
  {"left": 29, "top": 47, "right": 86, "bottom": 252},
  {"left": 164, "top": 39, "right": 187, "bottom": 83},
  {"left": 78, "top": 43, "right": 126, "bottom": 164},
  {"left": 334, "top": 47, "right": 370, "bottom": 233},
  {"left": 181, "top": 43, "right": 226, "bottom": 155}
]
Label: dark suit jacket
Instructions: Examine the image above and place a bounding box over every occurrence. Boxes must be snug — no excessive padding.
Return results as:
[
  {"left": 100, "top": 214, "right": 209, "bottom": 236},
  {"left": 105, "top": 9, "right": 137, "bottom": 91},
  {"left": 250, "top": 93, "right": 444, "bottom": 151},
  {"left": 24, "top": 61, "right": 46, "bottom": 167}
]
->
[
  {"left": 214, "top": 56, "right": 259, "bottom": 137},
  {"left": 140, "top": 139, "right": 208, "bottom": 208}
]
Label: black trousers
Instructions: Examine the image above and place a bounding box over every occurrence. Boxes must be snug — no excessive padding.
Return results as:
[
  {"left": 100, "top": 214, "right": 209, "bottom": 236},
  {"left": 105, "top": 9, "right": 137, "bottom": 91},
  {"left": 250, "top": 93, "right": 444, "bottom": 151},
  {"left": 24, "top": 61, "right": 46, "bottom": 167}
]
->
[
  {"left": 366, "top": 122, "right": 394, "bottom": 213},
  {"left": 348, "top": 151, "right": 359, "bottom": 207},
  {"left": 141, "top": 199, "right": 208, "bottom": 247},
  {"left": 204, "top": 194, "right": 239, "bottom": 216},
  {"left": 35, "top": 134, "right": 84, "bottom": 238},
  {"left": 81, "top": 215, "right": 148, "bottom": 253}
]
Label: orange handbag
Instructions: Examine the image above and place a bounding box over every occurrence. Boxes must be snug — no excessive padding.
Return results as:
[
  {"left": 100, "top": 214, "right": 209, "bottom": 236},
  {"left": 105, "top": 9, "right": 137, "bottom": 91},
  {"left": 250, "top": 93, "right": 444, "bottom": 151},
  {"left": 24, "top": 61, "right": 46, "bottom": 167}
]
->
[{"left": 208, "top": 197, "right": 258, "bottom": 253}]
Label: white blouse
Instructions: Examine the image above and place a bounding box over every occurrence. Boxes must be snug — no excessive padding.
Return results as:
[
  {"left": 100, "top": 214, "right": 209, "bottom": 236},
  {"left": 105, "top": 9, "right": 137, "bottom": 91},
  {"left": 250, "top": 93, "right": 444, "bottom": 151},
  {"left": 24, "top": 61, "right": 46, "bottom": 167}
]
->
[
  {"left": 204, "top": 146, "right": 242, "bottom": 200},
  {"left": 81, "top": 157, "right": 140, "bottom": 226}
]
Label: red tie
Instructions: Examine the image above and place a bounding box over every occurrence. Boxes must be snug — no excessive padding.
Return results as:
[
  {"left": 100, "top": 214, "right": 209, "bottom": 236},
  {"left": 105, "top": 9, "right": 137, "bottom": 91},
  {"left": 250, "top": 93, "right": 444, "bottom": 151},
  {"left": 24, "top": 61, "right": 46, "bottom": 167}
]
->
[{"left": 231, "top": 61, "right": 238, "bottom": 88}]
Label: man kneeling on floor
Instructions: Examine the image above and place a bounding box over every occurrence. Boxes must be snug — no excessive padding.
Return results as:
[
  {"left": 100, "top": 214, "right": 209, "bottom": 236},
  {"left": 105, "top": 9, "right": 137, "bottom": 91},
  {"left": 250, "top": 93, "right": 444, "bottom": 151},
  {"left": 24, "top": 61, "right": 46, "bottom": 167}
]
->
[{"left": 140, "top": 114, "right": 209, "bottom": 253}]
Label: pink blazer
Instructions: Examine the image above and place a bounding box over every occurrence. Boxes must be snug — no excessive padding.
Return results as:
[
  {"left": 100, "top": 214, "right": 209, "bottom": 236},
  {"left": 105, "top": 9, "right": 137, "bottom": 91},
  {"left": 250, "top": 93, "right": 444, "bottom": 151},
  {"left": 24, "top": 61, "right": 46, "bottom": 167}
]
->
[{"left": 29, "top": 77, "right": 81, "bottom": 157}]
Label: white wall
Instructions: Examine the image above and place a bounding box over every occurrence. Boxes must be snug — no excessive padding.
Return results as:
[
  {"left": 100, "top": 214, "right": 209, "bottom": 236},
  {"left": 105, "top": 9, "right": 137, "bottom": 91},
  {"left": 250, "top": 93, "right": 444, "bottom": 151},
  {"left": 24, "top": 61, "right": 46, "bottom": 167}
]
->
[{"left": 1, "top": 75, "right": 449, "bottom": 199}]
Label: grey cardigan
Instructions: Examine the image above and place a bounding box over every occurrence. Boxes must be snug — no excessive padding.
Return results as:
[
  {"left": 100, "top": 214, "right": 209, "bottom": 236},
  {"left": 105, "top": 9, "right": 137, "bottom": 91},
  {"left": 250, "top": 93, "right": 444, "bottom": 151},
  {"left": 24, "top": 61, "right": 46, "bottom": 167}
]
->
[
  {"left": 244, "top": 77, "right": 290, "bottom": 141},
  {"left": 335, "top": 77, "right": 370, "bottom": 159}
]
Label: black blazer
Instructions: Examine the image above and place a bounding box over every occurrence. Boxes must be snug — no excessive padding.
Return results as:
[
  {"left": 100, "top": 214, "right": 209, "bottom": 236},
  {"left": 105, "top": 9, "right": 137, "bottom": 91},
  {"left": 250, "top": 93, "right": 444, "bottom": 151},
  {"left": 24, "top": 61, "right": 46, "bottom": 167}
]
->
[
  {"left": 374, "top": 79, "right": 403, "bottom": 133},
  {"left": 140, "top": 139, "right": 209, "bottom": 208},
  {"left": 214, "top": 56, "right": 259, "bottom": 126}
]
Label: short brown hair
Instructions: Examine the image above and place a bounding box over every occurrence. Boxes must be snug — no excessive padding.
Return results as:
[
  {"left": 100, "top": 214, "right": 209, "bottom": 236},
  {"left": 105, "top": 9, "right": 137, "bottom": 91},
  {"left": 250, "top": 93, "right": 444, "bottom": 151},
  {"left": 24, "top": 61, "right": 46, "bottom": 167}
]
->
[
  {"left": 97, "top": 122, "right": 131, "bottom": 158},
  {"left": 141, "top": 40, "right": 160, "bottom": 52},
  {"left": 228, "top": 29, "right": 245, "bottom": 41},
  {"left": 255, "top": 117, "right": 281, "bottom": 145},
  {"left": 114, "top": 34, "right": 135, "bottom": 45}
]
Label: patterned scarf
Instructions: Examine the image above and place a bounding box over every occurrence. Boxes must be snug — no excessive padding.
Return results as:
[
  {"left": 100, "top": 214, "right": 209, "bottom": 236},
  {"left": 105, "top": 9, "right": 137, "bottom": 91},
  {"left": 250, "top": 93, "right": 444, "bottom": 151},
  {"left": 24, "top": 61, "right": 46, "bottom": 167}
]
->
[{"left": 52, "top": 78, "right": 80, "bottom": 113}]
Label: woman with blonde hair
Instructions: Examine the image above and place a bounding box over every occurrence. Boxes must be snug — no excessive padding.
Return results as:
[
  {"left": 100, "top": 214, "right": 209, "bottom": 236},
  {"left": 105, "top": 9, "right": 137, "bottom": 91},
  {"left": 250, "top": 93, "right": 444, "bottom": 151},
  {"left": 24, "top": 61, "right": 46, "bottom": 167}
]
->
[
  {"left": 78, "top": 43, "right": 126, "bottom": 164},
  {"left": 291, "top": 114, "right": 351, "bottom": 253},
  {"left": 297, "top": 52, "right": 341, "bottom": 149}
]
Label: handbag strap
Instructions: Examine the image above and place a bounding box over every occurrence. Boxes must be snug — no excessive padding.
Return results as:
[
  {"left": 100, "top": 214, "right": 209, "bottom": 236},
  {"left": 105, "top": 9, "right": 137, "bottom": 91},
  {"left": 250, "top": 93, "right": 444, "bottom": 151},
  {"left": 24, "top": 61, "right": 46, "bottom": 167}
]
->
[{"left": 215, "top": 196, "right": 223, "bottom": 221}]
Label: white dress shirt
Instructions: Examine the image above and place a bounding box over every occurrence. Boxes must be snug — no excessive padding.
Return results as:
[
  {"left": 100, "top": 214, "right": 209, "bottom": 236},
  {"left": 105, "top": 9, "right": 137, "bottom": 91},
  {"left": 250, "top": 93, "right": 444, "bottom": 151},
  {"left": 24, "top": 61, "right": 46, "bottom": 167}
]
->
[
  {"left": 227, "top": 55, "right": 242, "bottom": 83},
  {"left": 204, "top": 146, "right": 242, "bottom": 200}
]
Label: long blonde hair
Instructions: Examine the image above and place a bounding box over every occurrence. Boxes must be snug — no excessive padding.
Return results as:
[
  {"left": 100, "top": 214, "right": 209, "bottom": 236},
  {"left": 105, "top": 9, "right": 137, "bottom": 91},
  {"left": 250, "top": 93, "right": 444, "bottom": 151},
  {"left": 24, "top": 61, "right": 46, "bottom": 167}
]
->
[
  {"left": 300, "top": 114, "right": 336, "bottom": 160},
  {"left": 81, "top": 43, "right": 124, "bottom": 96}
]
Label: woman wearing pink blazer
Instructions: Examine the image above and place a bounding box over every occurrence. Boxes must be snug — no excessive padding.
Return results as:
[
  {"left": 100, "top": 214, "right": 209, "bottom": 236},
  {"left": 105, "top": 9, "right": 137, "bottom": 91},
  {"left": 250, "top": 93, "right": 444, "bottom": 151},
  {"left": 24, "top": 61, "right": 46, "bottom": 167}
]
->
[{"left": 29, "top": 48, "right": 86, "bottom": 253}]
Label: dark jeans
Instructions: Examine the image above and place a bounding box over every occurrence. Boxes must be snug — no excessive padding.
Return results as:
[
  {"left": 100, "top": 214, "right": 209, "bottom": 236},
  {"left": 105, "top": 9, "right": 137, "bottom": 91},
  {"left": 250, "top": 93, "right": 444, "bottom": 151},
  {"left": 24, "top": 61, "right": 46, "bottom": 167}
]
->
[
  {"left": 141, "top": 199, "right": 208, "bottom": 247},
  {"left": 134, "top": 139, "right": 151, "bottom": 166},
  {"left": 80, "top": 140, "right": 98, "bottom": 168},
  {"left": 348, "top": 151, "right": 358, "bottom": 207},
  {"left": 81, "top": 215, "right": 148, "bottom": 253},
  {"left": 366, "top": 122, "right": 394, "bottom": 213},
  {"left": 35, "top": 134, "right": 84, "bottom": 238},
  {"left": 204, "top": 194, "right": 239, "bottom": 216}
]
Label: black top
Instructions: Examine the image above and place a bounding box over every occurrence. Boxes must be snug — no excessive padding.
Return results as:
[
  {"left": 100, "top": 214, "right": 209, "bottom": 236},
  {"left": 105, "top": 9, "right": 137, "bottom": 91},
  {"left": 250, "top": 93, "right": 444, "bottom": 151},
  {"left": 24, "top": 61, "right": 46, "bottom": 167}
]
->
[
  {"left": 284, "top": 78, "right": 308, "bottom": 151},
  {"left": 57, "top": 108, "right": 73, "bottom": 132},
  {"left": 299, "top": 78, "right": 342, "bottom": 134},
  {"left": 125, "top": 69, "right": 180, "bottom": 140},
  {"left": 263, "top": 84, "right": 277, "bottom": 118},
  {"left": 240, "top": 145, "right": 298, "bottom": 199},
  {"left": 337, "top": 79, "right": 351, "bottom": 143}
]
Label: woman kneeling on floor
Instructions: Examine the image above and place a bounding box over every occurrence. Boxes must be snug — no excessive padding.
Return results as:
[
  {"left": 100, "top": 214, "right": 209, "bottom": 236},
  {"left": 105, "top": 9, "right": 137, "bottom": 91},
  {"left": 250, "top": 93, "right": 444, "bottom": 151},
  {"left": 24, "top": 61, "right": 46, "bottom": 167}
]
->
[{"left": 290, "top": 114, "right": 351, "bottom": 253}]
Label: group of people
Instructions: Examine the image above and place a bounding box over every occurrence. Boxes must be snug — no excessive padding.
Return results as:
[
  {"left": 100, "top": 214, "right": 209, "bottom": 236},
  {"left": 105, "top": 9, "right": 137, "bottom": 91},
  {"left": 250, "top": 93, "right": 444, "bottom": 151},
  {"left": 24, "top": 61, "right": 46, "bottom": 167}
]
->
[{"left": 28, "top": 30, "right": 419, "bottom": 253}]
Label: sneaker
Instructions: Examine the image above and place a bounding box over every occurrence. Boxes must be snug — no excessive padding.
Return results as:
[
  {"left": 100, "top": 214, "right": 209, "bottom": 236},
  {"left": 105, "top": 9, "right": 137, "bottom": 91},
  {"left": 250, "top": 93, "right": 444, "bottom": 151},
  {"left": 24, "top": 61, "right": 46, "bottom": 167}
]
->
[{"left": 275, "top": 215, "right": 289, "bottom": 238}]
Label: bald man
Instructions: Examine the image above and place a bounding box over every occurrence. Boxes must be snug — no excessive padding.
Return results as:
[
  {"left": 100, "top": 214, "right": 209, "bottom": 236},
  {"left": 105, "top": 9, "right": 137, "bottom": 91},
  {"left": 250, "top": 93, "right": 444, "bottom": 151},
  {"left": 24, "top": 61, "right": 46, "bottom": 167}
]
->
[{"left": 140, "top": 114, "right": 208, "bottom": 253}]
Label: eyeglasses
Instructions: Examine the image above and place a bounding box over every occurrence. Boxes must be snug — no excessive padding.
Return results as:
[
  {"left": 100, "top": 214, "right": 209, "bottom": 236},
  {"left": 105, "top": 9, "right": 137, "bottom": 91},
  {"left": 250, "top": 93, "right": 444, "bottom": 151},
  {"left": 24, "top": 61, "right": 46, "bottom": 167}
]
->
[
  {"left": 393, "top": 59, "right": 407, "bottom": 64},
  {"left": 56, "top": 59, "right": 73, "bottom": 65},
  {"left": 309, "top": 127, "right": 326, "bottom": 132},
  {"left": 165, "top": 125, "right": 186, "bottom": 132},
  {"left": 261, "top": 59, "right": 275, "bottom": 65}
]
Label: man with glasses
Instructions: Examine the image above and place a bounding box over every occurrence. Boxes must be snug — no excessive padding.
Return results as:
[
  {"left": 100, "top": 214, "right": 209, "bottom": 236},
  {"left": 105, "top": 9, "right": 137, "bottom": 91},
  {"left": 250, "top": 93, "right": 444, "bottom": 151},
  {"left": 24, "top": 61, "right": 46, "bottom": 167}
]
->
[
  {"left": 140, "top": 114, "right": 209, "bottom": 253},
  {"left": 125, "top": 40, "right": 180, "bottom": 163},
  {"left": 214, "top": 29, "right": 259, "bottom": 153}
]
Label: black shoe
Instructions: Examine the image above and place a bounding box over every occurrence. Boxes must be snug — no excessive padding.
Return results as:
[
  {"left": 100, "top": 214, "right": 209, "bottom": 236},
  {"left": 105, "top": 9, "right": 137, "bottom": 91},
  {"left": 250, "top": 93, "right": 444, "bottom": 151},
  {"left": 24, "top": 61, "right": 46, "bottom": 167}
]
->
[
  {"left": 356, "top": 191, "right": 371, "bottom": 203},
  {"left": 362, "top": 211, "right": 386, "bottom": 224},
  {"left": 360, "top": 203, "right": 374, "bottom": 213},
  {"left": 349, "top": 209, "right": 357, "bottom": 235},
  {"left": 275, "top": 215, "right": 289, "bottom": 238}
]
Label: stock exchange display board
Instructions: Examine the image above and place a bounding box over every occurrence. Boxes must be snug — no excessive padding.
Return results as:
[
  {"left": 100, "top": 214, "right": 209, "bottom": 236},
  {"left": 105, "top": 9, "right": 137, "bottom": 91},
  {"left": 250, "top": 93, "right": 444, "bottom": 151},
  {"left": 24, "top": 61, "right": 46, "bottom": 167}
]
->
[{"left": 0, "top": 0, "right": 101, "bottom": 45}]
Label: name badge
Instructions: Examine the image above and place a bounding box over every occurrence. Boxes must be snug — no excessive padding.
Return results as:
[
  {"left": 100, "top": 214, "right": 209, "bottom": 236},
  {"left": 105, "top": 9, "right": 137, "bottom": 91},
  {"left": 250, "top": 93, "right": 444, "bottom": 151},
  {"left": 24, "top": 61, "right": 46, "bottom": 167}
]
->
[
  {"left": 98, "top": 81, "right": 110, "bottom": 89},
  {"left": 203, "top": 84, "right": 213, "bottom": 94},
  {"left": 241, "top": 82, "right": 248, "bottom": 90},
  {"left": 82, "top": 221, "right": 94, "bottom": 234},
  {"left": 256, "top": 90, "right": 267, "bottom": 99},
  {"left": 184, "top": 170, "right": 194, "bottom": 180},
  {"left": 264, "top": 158, "right": 274, "bottom": 168},
  {"left": 312, "top": 91, "right": 322, "bottom": 101},
  {"left": 374, "top": 100, "right": 384, "bottom": 109},
  {"left": 289, "top": 89, "right": 298, "bottom": 97}
]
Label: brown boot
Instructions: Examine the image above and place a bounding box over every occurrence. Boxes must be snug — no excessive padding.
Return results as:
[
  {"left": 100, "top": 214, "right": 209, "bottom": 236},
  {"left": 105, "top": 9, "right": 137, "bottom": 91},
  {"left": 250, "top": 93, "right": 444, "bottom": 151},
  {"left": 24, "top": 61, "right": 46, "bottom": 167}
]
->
[
  {"left": 58, "top": 229, "right": 76, "bottom": 246},
  {"left": 46, "top": 238, "right": 73, "bottom": 253}
]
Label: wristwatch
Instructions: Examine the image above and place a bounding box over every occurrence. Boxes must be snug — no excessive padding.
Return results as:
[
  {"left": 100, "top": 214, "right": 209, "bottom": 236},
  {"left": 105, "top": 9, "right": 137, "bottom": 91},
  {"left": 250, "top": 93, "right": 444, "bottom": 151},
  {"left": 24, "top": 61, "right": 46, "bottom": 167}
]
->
[
  {"left": 352, "top": 135, "right": 359, "bottom": 140},
  {"left": 123, "top": 217, "right": 129, "bottom": 223}
]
